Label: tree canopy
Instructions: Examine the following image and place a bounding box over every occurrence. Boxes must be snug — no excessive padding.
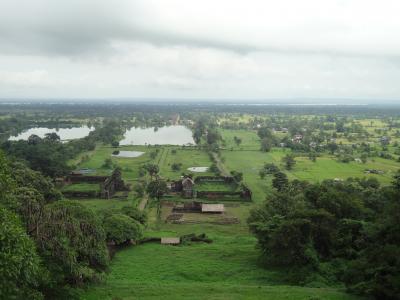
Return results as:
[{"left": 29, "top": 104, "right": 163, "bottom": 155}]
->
[{"left": 248, "top": 173, "right": 400, "bottom": 298}]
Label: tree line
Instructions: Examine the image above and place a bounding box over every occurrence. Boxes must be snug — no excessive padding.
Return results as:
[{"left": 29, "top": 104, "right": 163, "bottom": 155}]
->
[{"left": 248, "top": 172, "right": 400, "bottom": 299}]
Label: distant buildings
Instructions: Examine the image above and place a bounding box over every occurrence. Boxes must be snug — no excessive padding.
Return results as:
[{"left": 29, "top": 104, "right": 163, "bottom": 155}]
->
[
  {"left": 380, "top": 136, "right": 390, "bottom": 144},
  {"left": 292, "top": 134, "right": 303, "bottom": 143},
  {"left": 309, "top": 142, "right": 317, "bottom": 148}
]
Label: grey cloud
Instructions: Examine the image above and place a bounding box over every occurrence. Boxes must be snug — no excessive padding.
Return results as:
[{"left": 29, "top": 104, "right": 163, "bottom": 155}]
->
[
  {"left": 1, "top": 0, "right": 400, "bottom": 59},
  {"left": 0, "top": 0, "right": 399, "bottom": 100}
]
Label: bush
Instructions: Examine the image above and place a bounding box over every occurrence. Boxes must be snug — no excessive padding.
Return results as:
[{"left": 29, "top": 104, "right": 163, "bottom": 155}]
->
[
  {"left": 171, "top": 163, "right": 182, "bottom": 171},
  {"left": 120, "top": 206, "right": 147, "bottom": 225},
  {"left": 103, "top": 214, "right": 143, "bottom": 245},
  {"left": 102, "top": 158, "right": 114, "bottom": 168},
  {"left": 209, "top": 163, "right": 219, "bottom": 174}
]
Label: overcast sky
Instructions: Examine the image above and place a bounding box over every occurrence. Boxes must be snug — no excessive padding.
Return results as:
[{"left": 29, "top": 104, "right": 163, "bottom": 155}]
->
[{"left": 0, "top": 0, "right": 400, "bottom": 102}]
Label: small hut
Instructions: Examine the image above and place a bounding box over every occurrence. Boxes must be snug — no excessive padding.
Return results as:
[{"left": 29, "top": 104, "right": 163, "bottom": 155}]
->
[
  {"left": 201, "top": 204, "right": 224, "bottom": 214},
  {"left": 161, "top": 237, "right": 180, "bottom": 245}
]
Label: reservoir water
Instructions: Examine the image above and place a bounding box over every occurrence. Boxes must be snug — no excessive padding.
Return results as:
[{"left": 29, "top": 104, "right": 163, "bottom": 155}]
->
[
  {"left": 9, "top": 126, "right": 94, "bottom": 141},
  {"left": 120, "top": 125, "right": 194, "bottom": 145}
]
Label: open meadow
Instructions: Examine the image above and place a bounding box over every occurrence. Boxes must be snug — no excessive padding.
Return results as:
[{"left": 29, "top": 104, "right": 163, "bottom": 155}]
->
[{"left": 80, "top": 202, "right": 359, "bottom": 300}]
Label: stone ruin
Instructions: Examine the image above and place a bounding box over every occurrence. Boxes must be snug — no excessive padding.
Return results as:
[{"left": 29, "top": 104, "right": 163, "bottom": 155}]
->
[
  {"left": 63, "top": 168, "right": 129, "bottom": 199},
  {"left": 100, "top": 169, "right": 129, "bottom": 199}
]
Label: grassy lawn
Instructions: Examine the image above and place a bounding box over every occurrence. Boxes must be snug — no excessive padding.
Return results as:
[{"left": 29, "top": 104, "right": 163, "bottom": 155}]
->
[
  {"left": 220, "top": 129, "right": 260, "bottom": 150},
  {"left": 195, "top": 181, "right": 238, "bottom": 192},
  {"left": 291, "top": 156, "right": 400, "bottom": 184},
  {"left": 221, "top": 149, "right": 288, "bottom": 202},
  {"left": 74, "top": 145, "right": 159, "bottom": 183},
  {"left": 80, "top": 203, "right": 360, "bottom": 300},
  {"left": 62, "top": 183, "right": 100, "bottom": 192},
  {"left": 221, "top": 148, "right": 400, "bottom": 203},
  {"left": 77, "top": 198, "right": 138, "bottom": 212},
  {"left": 159, "top": 147, "right": 214, "bottom": 180}
]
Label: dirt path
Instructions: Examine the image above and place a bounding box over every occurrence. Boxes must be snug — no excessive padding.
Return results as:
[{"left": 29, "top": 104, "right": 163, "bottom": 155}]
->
[
  {"left": 138, "top": 195, "right": 149, "bottom": 211},
  {"left": 212, "top": 152, "right": 231, "bottom": 176}
]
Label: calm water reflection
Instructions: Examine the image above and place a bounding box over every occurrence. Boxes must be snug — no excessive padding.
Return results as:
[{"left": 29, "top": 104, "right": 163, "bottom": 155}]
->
[
  {"left": 120, "top": 126, "right": 194, "bottom": 145},
  {"left": 9, "top": 126, "right": 94, "bottom": 141}
]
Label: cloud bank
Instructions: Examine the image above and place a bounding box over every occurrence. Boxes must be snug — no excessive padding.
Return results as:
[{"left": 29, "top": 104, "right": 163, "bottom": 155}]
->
[{"left": 0, "top": 0, "right": 399, "bottom": 101}]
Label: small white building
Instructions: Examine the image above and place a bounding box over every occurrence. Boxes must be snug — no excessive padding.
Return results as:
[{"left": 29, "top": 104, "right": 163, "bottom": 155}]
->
[{"left": 309, "top": 142, "right": 317, "bottom": 148}]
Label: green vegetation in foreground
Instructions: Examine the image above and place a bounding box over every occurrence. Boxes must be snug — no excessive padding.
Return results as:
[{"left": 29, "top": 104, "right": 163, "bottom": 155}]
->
[
  {"left": 81, "top": 229, "right": 357, "bottom": 300},
  {"left": 81, "top": 284, "right": 358, "bottom": 300},
  {"left": 80, "top": 203, "right": 359, "bottom": 300}
]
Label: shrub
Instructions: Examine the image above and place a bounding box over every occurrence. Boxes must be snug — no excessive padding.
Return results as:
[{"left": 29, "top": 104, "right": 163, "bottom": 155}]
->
[{"left": 103, "top": 214, "right": 143, "bottom": 245}]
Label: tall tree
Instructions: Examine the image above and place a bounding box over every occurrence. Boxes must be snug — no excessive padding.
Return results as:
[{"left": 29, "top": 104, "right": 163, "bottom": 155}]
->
[
  {"left": 0, "top": 207, "right": 44, "bottom": 300},
  {"left": 282, "top": 154, "right": 296, "bottom": 170},
  {"left": 272, "top": 171, "right": 288, "bottom": 191}
]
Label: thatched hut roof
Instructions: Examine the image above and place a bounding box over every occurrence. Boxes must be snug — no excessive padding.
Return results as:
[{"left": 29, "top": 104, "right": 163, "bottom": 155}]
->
[
  {"left": 201, "top": 204, "right": 224, "bottom": 213},
  {"left": 161, "top": 237, "right": 180, "bottom": 245}
]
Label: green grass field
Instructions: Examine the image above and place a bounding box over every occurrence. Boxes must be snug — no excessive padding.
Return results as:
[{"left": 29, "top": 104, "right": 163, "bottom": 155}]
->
[
  {"left": 78, "top": 198, "right": 138, "bottom": 212},
  {"left": 220, "top": 129, "right": 260, "bottom": 150},
  {"left": 158, "top": 147, "right": 215, "bottom": 180},
  {"left": 221, "top": 149, "right": 288, "bottom": 202},
  {"left": 62, "top": 183, "right": 100, "bottom": 192},
  {"left": 292, "top": 156, "right": 400, "bottom": 184},
  {"left": 80, "top": 202, "right": 359, "bottom": 300},
  {"left": 74, "top": 145, "right": 159, "bottom": 183},
  {"left": 80, "top": 240, "right": 357, "bottom": 300},
  {"left": 195, "top": 181, "right": 238, "bottom": 192},
  {"left": 222, "top": 146, "right": 400, "bottom": 202}
]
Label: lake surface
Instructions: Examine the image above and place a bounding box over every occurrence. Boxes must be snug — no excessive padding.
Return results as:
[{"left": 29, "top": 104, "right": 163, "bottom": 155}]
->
[
  {"left": 120, "top": 125, "right": 195, "bottom": 145},
  {"left": 111, "top": 151, "right": 145, "bottom": 158},
  {"left": 9, "top": 126, "right": 94, "bottom": 141}
]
